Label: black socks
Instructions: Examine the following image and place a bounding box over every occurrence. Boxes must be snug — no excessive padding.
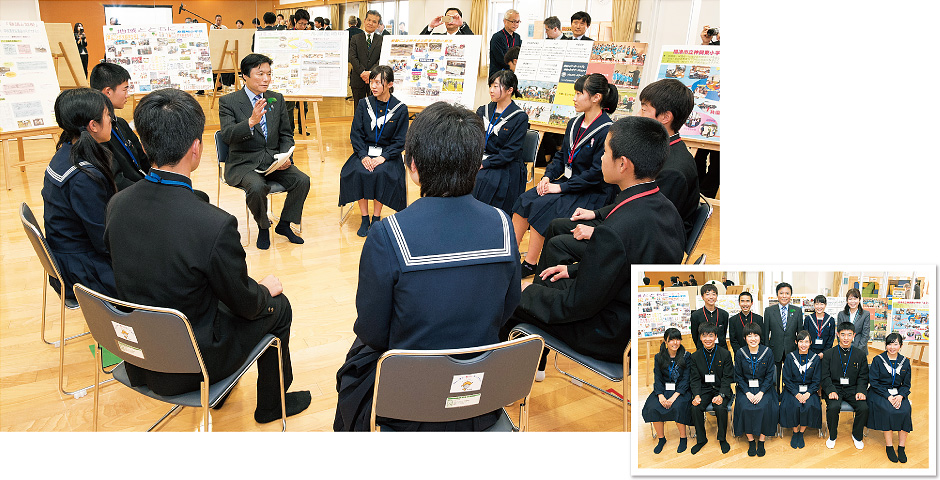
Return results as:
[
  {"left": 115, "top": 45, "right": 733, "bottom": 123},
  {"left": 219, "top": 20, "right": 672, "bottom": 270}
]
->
[
  {"left": 748, "top": 440, "right": 757, "bottom": 457},
  {"left": 677, "top": 437, "right": 688, "bottom": 453},
  {"left": 653, "top": 437, "right": 667, "bottom": 454},
  {"left": 886, "top": 446, "right": 898, "bottom": 463},
  {"left": 690, "top": 440, "right": 707, "bottom": 455},
  {"left": 719, "top": 440, "right": 730, "bottom": 454},
  {"left": 357, "top": 216, "right": 370, "bottom": 237},
  {"left": 898, "top": 446, "right": 907, "bottom": 463},
  {"left": 257, "top": 227, "right": 270, "bottom": 249},
  {"left": 521, "top": 261, "right": 537, "bottom": 278},
  {"left": 757, "top": 440, "right": 766, "bottom": 457},
  {"left": 275, "top": 221, "right": 304, "bottom": 244},
  {"left": 254, "top": 391, "right": 312, "bottom": 424}
]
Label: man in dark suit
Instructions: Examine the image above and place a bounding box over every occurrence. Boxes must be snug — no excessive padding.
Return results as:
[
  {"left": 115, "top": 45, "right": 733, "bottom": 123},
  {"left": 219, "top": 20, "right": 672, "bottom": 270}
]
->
[
  {"left": 346, "top": 15, "right": 363, "bottom": 37},
  {"left": 349, "top": 10, "right": 384, "bottom": 107},
  {"left": 504, "top": 116, "right": 685, "bottom": 377},
  {"left": 420, "top": 8, "right": 474, "bottom": 35},
  {"left": 219, "top": 53, "right": 310, "bottom": 250},
  {"left": 105, "top": 88, "right": 310, "bottom": 424},
  {"left": 763, "top": 281, "right": 802, "bottom": 393},
  {"left": 489, "top": 9, "right": 521, "bottom": 78},
  {"left": 563, "top": 11, "right": 593, "bottom": 40}
]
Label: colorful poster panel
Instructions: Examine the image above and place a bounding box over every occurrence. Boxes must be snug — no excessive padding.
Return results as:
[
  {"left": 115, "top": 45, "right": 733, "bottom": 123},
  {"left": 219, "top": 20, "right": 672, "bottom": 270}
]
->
[
  {"left": 379, "top": 36, "right": 481, "bottom": 108},
  {"left": 515, "top": 39, "right": 592, "bottom": 127},
  {"left": 0, "top": 21, "right": 59, "bottom": 133},
  {"left": 103, "top": 24, "right": 212, "bottom": 94},
  {"left": 254, "top": 30, "right": 349, "bottom": 97},
  {"left": 587, "top": 42, "right": 647, "bottom": 120},
  {"left": 890, "top": 299, "right": 929, "bottom": 342},
  {"left": 864, "top": 298, "right": 891, "bottom": 342},
  {"left": 656, "top": 45, "right": 720, "bottom": 142},
  {"left": 637, "top": 291, "right": 692, "bottom": 338}
]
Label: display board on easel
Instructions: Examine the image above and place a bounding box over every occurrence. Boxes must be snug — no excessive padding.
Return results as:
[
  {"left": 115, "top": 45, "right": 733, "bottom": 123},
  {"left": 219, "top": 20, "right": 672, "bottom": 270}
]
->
[
  {"left": 44, "top": 23, "right": 88, "bottom": 88},
  {"left": 637, "top": 290, "right": 692, "bottom": 338},
  {"left": 253, "top": 30, "right": 349, "bottom": 97},
  {"left": 0, "top": 21, "right": 59, "bottom": 133},
  {"left": 655, "top": 45, "right": 720, "bottom": 143},
  {"left": 379, "top": 35, "right": 481, "bottom": 108},
  {"left": 103, "top": 23, "right": 213, "bottom": 94},
  {"left": 208, "top": 29, "right": 256, "bottom": 71}
]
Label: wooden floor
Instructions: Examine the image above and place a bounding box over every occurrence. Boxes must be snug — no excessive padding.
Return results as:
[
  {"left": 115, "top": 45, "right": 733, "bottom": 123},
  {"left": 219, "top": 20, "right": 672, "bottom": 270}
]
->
[
  {"left": 634, "top": 343, "right": 932, "bottom": 470},
  {"left": 0, "top": 93, "right": 720, "bottom": 435}
]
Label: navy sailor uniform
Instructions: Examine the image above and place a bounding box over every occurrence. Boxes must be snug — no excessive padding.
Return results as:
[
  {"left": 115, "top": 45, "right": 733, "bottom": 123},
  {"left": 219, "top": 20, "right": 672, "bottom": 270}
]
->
[
  {"left": 642, "top": 350, "right": 693, "bottom": 425},
  {"left": 473, "top": 101, "right": 529, "bottom": 213},
  {"left": 803, "top": 312, "right": 836, "bottom": 356},
  {"left": 779, "top": 351, "right": 822, "bottom": 429},
  {"left": 732, "top": 345, "right": 779, "bottom": 437},
  {"left": 867, "top": 352, "right": 913, "bottom": 432},
  {"left": 512, "top": 112, "right": 615, "bottom": 235},
  {"left": 339, "top": 95, "right": 409, "bottom": 212},
  {"left": 40, "top": 143, "right": 116, "bottom": 300},
  {"left": 334, "top": 195, "right": 521, "bottom": 431}
]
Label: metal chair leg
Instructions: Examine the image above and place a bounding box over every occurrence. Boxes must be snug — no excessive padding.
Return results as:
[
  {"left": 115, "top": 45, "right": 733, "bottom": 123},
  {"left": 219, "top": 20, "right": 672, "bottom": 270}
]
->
[
  {"left": 552, "top": 353, "right": 623, "bottom": 402},
  {"left": 41, "top": 274, "right": 89, "bottom": 346},
  {"left": 339, "top": 203, "right": 354, "bottom": 226}
]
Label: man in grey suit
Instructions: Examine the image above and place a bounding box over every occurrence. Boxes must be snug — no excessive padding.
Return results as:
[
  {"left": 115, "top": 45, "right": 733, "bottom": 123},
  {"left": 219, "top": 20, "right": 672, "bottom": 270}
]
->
[
  {"left": 219, "top": 53, "right": 310, "bottom": 250},
  {"left": 763, "top": 281, "right": 801, "bottom": 393},
  {"left": 349, "top": 10, "right": 384, "bottom": 107}
]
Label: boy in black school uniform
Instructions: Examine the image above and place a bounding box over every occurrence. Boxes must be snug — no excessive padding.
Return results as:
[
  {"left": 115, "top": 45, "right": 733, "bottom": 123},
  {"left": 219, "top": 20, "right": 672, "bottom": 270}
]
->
[
  {"left": 729, "top": 291, "right": 764, "bottom": 354},
  {"left": 690, "top": 283, "right": 729, "bottom": 353},
  {"left": 820, "top": 321, "right": 870, "bottom": 450},
  {"left": 689, "top": 322, "right": 734, "bottom": 454}
]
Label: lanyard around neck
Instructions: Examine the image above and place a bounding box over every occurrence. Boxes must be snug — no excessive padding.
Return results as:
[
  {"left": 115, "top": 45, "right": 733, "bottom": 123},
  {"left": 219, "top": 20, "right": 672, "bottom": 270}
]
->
[
  {"left": 568, "top": 112, "right": 602, "bottom": 166},
  {"left": 373, "top": 99, "right": 390, "bottom": 145},
  {"left": 144, "top": 172, "right": 193, "bottom": 192},
  {"left": 606, "top": 186, "right": 659, "bottom": 218}
]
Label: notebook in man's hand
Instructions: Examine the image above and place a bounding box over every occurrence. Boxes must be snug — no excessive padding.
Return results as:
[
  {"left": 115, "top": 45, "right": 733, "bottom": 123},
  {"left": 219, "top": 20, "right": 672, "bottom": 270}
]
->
[{"left": 255, "top": 146, "right": 295, "bottom": 175}]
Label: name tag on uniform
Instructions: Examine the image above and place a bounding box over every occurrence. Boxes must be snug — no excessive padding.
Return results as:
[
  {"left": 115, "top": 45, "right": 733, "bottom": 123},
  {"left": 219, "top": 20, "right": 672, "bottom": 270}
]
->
[
  {"left": 814, "top": 338, "right": 823, "bottom": 345},
  {"left": 665, "top": 382, "right": 676, "bottom": 391},
  {"left": 840, "top": 377, "right": 849, "bottom": 385},
  {"left": 704, "top": 374, "right": 716, "bottom": 383},
  {"left": 564, "top": 165, "right": 572, "bottom": 178},
  {"left": 888, "top": 388, "right": 898, "bottom": 396},
  {"left": 482, "top": 154, "right": 489, "bottom": 161},
  {"left": 748, "top": 379, "right": 759, "bottom": 388},
  {"left": 368, "top": 146, "right": 383, "bottom": 157},
  {"left": 799, "top": 385, "right": 808, "bottom": 393}
]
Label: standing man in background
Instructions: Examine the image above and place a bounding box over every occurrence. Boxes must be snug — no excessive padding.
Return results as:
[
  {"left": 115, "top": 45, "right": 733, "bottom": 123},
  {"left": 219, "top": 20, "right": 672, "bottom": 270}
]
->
[
  {"left": 763, "top": 282, "right": 801, "bottom": 393},
  {"left": 564, "top": 12, "right": 592, "bottom": 40},
  {"left": 544, "top": 16, "right": 563, "bottom": 39},
  {"left": 489, "top": 9, "right": 521, "bottom": 78},
  {"left": 348, "top": 11, "right": 384, "bottom": 107},
  {"left": 420, "top": 8, "right": 473, "bottom": 35},
  {"left": 347, "top": 16, "right": 364, "bottom": 37}
]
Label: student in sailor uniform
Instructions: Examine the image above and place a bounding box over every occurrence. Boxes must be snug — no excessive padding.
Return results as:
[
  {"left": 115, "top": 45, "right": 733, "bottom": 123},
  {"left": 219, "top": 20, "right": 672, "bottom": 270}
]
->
[
  {"left": 474, "top": 70, "right": 529, "bottom": 214},
  {"left": 779, "top": 330, "right": 823, "bottom": 449},
  {"left": 642, "top": 328, "right": 693, "bottom": 454},
  {"left": 334, "top": 102, "right": 521, "bottom": 431},
  {"left": 41, "top": 88, "right": 118, "bottom": 300},
  {"left": 732, "top": 323, "right": 779, "bottom": 457},
  {"left": 689, "top": 283, "right": 730, "bottom": 353},
  {"left": 339, "top": 66, "right": 409, "bottom": 237},
  {"left": 512, "top": 74, "right": 618, "bottom": 277},
  {"left": 803, "top": 294, "right": 836, "bottom": 357},
  {"left": 837, "top": 288, "right": 871, "bottom": 354},
  {"left": 867, "top": 332, "right": 913, "bottom": 463}
]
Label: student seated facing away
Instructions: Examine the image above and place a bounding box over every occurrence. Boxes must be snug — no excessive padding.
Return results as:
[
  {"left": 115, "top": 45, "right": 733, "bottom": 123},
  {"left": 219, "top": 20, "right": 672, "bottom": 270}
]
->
[
  {"left": 867, "top": 333, "right": 913, "bottom": 463},
  {"left": 804, "top": 294, "right": 836, "bottom": 357},
  {"left": 42, "top": 88, "right": 118, "bottom": 300},
  {"left": 732, "top": 323, "right": 779, "bottom": 457},
  {"left": 690, "top": 283, "right": 729, "bottom": 353},
  {"left": 504, "top": 116, "right": 684, "bottom": 378},
  {"left": 105, "top": 88, "right": 310, "bottom": 423},
  {"left": 820, "top": 321, "right": 869, "bottom": 450},
  {"left": 473, "top": 70, "right": 529, "bottom": 214},
  {"left": 689, "top": 323, "right": 734, "bottom": 455},
  {"left": 780, "top": 330, "right": 823, "bottom": 449},
  {"left": 729, "top": 291, "right": 764, "bottom": 354},
  {"left": 338, "top": 66, "right": 409, "bottom": 237},
  {"left": 334, "top": 102, "right": 521, "bottom": 432},
  {"left": 219, "top": 53, "right": 310, "bottom": 250},
  {"left": 642, "top": 328, "right": 693, "bottom": 454}
]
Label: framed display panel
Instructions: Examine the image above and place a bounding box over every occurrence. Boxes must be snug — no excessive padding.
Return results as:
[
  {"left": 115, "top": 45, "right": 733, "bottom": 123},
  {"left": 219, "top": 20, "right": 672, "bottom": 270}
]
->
[
  {"left": 637, "top": 290, "right": 692, "bottom": 338},
  {"left": 0, "top": 21, "right": 59, "bottom": 133},
  {"left": 103, "top": 23, "right": 213, "bottom": 94},
  {"left": 253, "top": 30, "right": 349, "bottom": 97},
  {"left": 655, "top": 45, "right": 720, "bottom": 143},
  {"left": 379, "top": 35, "right": 482, "bottom": 108}
]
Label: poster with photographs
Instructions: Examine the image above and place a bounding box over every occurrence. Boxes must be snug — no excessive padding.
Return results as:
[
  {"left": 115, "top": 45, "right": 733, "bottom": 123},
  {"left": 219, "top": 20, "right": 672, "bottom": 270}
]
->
[
  {"left": 103, "top": 24, "right": 212, "bottom": 94},
  {"left": 637, "top": 291, "right": 692, "bottom": 338},
  {"left": 379, "top": 35, "right": 481, "bottom": 108},
  {"left": 0, "top": 21, "right": 59, "bottom": 133},
  {"left": 253, "top": 30, "right": 349, "bottom": 97},
  {"left": 864, "top": 297, "right": 891, "bottom": 342},
  {"left": 890, "top": 299, "right": 929, "bottom": 342},
  {"left": 514, "top": 40, "right": 647, "bottom": 127},
  {"left": 656, "top": 45, "right": 719, "bottom": 142}
]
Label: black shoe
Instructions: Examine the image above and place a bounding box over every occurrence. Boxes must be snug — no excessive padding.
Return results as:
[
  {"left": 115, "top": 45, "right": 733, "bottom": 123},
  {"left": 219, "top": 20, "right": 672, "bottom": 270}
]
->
[
  {"left": 897, "top": 446, "right": 907, "bottom": 463},
  {"left": 790, "top": 432, "right": 799, "bottom": 449},
  {"left": 521, "top": 261, "right": 537, "bottom": 278},
  {"left": 886, "top": 446, "right": 898, "bottom": 463},
  {"left": 719, "top": 440, "right": 730, "bottom": 454},
  {"left": 756, "top": 440, "right": 766, "bottom": 457},
  {"left": 797, "top": 431, "right": 805, "bottom": 448},
  {"left": 275, "top": 221, "right": 304, "bottom": 244},
  {"left": 254, "top": 391, "right": 312, "bottom": 424},
  {"left": 747, "top": 440, "right": 757, "bottom": 457},
  {"left": 690, "top": 441, "right": 707, "bottom": 455},
  {"left": 653, "top": 437, "right": 666, "bottom": 454},
  {"left": 371, "top": 215, "right": 381, "bottom": 228},
  {"left": 356, "top": 215, "right": 370, "bottom": 237},
  {"left": 256, "top": 228, "right": 270, "bottom": 250},
  {"left": 677, "top": 437, "right": 688, "bottom": 453}
]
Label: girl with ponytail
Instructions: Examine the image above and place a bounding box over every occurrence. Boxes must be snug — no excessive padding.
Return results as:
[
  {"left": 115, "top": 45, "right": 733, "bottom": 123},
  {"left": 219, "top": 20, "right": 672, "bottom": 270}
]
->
[
  {"left": 511, "top": 73, "right": 619, "bottom": 277},
  {"left": 41, "top": 88, "right": 118, "bottom": 299}
]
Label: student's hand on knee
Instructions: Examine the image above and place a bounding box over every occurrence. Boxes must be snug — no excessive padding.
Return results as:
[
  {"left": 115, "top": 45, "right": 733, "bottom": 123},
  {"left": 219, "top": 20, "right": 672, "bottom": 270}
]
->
[
  {"left": 544, "top": 183, "right": 562, "bottom": 194},
  {"left": 373, "top": 156, "right": 386, "bottom": 166},
  {"left": 571, "top": 224, "right": 594, "bottom": 241},
  {"left": 277, "top": 158, "right": 292, "bottom": 170},
  {"left": 692, "top": 395, "right": 701, "bottom": 406},
  {"left": 259, "top": 274, "right": 283, "bottom": 297},
  {"left": 539, "top": 265, "right": 569, "bottom": 282},
  {"left": 828, "top": 392, "right": 839, "bottom": 400},
  {"left": 712, "top": 395, "right": 723, "bottom": 405},
  {"left": 754, "top": 391, "right": 763, "bottom": 404},
  {"left": 536, "top": 177, "right": 550, "bottom": 195},
  {"left": 856, "top": 392, "right": 866, "bottom": 401},
  {"left": 570, "top": 207, "right": 595, "bottom": 222},
  {"left": 659, "top": 394, "right": 668, "bottom": 407}
]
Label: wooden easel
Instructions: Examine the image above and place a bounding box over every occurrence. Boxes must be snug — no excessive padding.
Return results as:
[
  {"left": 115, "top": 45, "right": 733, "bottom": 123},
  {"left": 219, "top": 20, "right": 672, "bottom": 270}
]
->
[
  {"left": 210, "top": 39, "right": 240, "bottom": 109},
  {"left": 284, "top": 95, "right": 325, "bottom": 163},
  {"left": 2, "top": 126, "right": 61, "bottom": 190},
  {"left": 50, "top": 41, "right": 82, "bottom": 89},
  {"left": 44, "top": 23, "right": 88, "bottom": 88}
]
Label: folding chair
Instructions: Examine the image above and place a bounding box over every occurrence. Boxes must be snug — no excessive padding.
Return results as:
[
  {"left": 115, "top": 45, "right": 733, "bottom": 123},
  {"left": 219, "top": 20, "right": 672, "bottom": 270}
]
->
[
  {"left": 214, "top": 131, "right": 294, "bottom": 246},
  {"left": 370, "top": 335, "right": 545, "bottom": 432},
  {"left": 823, "top": 400, "right": 868, "bottom": 439},
  {"left": 73, "top": 283, "right": 287, "bottom": 432},
  {"left": 521, "top": 129, "right": 541, "bottom": 183},
  {"left": 684, "top": 194, "right": 713, "bottom": 264},
  {"left": 20, "top": 202, "right": 107, "bottom": 398},
  {"left": 510, "top": 324, "right": 630, "bottom": 431}
]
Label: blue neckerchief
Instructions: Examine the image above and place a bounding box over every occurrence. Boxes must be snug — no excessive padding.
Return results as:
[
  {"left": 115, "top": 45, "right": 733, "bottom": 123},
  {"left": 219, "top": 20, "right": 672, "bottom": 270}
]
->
[
  {"left": 144, "top": 172, "right": 193, "bottom": 192},
  {"left": 667, "top": 358, "right": 679, "bottom": 382},
  {"left": 799, "top": 352, "right": 808, "bottom": 384}
]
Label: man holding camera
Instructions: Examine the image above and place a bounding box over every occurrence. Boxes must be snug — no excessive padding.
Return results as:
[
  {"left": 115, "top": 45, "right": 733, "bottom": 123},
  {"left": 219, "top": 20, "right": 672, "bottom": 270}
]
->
[{"left": 420, "top": 8, "right": 473, "bottom": 35}]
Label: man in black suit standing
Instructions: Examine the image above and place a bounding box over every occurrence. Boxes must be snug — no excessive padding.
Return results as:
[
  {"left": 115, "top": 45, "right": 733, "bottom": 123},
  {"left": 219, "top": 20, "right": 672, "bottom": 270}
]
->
[
  {"left": 219, "top": 54, "right": 310, "bottom": 250},
  {"left": 105, "top": 88, "right": 310, "bottom": 424},
  {"left": 563, "top": 11, "right": 593, "bottom": 40},
  {"left": 420, "top": 8, "right": 474, "bottom": 35},
  {"left": 349, "top": 10, "right": 384, "bottom": 107},
  {"left": 763, "top": 281, "right": 802, "bottom": 393}
]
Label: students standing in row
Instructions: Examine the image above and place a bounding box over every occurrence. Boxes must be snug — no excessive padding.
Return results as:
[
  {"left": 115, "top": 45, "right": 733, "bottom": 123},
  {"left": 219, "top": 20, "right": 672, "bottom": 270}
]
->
[
  {"left": 689, "top": 283, "right": 729, "bottom": 353},
  {"left": 729, "top": 291, "right": 763, "bottom": 354},
  {"left": 804, "top": 294, "right": 836, "bottom": 357}
]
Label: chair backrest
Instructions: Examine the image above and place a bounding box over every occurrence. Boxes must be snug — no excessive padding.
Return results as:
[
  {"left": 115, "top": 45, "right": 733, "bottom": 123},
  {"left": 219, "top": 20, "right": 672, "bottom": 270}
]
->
[
  {"left": 685, "top": 195, "right": 713, "bottom": 255},
  {"left": 19, "top": 202, "right": 63, "bottom": 281},
  {"left": 693, "top": 253, "right": 706, "bottom": 264},
  {"left": 73, "top": 283, "right": 206, "bottom": 376},
  {"left": 214, "top": 130, "right": 229, "bottom": 164},
  {"left": 521, "top": 129, "right": 540, "bottom": 165},
  {"left": 371, "top": 335, "right": 544, "bottom": 427}
]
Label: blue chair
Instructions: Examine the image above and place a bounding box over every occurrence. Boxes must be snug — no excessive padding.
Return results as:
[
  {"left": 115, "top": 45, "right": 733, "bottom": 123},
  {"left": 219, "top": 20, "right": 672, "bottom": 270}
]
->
[
  {"left": 684, "top": 194, "right": 713, "bottom": 263},
  {"left": 521, "top": 129, "right": 541, "bottom": 183}
]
